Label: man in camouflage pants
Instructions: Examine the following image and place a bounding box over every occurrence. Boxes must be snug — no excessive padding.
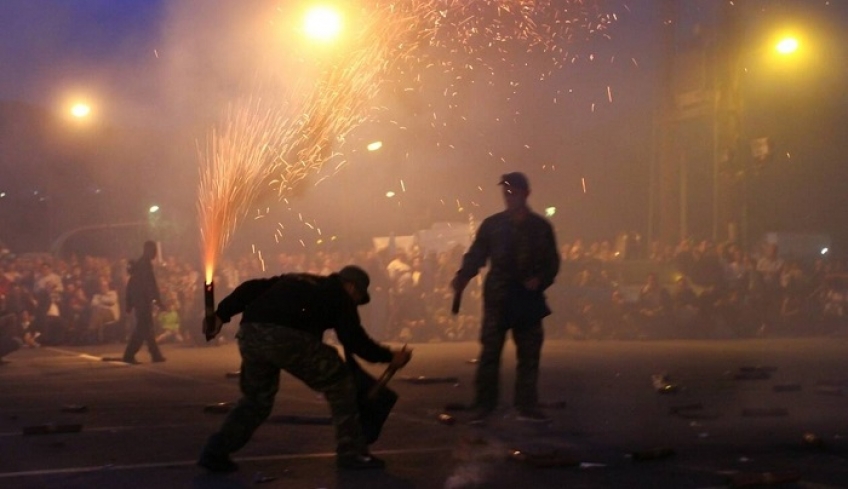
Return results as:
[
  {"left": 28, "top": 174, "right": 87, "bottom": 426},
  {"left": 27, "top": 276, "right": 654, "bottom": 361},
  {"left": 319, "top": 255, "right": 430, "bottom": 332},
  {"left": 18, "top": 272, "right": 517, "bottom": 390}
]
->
[
  {"left": 198, "top": 266, "right": 412, "bottom": 472},
  {"left": 452, "top": 172, "right": 560, "bottom": 424}
]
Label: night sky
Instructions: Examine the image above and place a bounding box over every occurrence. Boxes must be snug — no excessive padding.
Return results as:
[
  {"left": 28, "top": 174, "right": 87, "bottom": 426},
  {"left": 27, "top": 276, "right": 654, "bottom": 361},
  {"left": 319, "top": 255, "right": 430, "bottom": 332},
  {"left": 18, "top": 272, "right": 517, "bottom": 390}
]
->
[{"left": 0, "top": 0, "right": 846, "bottom": 258}]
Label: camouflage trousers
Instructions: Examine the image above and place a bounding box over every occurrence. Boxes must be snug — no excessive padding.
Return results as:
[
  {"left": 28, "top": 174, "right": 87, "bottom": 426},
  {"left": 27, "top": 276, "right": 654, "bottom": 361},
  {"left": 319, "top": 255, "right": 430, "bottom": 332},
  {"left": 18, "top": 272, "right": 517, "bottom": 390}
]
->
[
  {"left": 474, "top": 306, "right": 544, "bottom": 411},
  {"left": 202, "top": 323, "right": 365, "bottom": 458}
]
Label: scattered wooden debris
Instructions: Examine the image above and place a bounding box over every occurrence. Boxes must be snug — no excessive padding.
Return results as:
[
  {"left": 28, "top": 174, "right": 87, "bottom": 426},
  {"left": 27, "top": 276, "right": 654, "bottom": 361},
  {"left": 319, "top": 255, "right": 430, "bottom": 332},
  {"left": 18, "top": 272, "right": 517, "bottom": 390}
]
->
[{"left": 203, "top": 402, "right": 234, "bottom": 414}]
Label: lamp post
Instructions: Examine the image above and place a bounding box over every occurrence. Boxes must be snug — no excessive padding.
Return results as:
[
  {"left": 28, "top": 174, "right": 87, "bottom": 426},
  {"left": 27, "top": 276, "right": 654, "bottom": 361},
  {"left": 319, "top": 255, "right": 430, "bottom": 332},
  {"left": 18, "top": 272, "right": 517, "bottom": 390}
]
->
[{"left": 720, "top": 14, "right": 805, "bottom": 249}]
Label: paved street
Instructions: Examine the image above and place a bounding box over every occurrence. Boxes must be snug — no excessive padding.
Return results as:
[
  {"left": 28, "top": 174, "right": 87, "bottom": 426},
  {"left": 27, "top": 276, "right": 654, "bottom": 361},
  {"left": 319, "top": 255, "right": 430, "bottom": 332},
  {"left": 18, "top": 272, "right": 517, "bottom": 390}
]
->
[{"left": 1, "top": 337, "right": 847, "bottom": 488}]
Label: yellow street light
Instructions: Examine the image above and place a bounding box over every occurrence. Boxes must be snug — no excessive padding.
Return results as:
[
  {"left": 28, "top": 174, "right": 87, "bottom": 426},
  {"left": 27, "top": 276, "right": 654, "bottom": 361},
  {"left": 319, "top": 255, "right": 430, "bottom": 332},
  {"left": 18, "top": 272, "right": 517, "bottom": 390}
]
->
[
  {"left": 775, "top": 37, "right": 799, "bottom": 55},
  {"left": 70, "top": 103, "right": 91, "bottom": 119},
  {"left": 303, "top": 6, "right": 343, "bottom": 42}
]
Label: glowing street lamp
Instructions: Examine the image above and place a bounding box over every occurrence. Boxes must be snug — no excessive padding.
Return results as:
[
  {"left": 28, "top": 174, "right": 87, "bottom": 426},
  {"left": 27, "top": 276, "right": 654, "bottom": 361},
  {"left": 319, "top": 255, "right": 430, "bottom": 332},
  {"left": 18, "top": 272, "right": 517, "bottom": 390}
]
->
[
  {"left": 730, "top": 28, "right": 809, "bottom": 247},
  {"left": 775, "top": 37, "right": 799, "bottom": 55},
  {"left": 302, "top": 6, "right": 343, "bottom": 43},
  {"left": 70, "top": 103, "right": 91, "bottom": 119}
]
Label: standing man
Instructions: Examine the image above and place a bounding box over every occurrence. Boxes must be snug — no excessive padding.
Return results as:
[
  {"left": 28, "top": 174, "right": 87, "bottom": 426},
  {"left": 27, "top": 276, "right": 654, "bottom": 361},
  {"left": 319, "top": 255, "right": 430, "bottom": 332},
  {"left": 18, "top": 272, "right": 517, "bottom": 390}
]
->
[
  {"left": 198, "top": 265, "right": 412, "bottom": 473},
  {"left": 452, "top": 172, "right": 560, "bottom": 424},
  {"left": 122, "top": 241, "right": 166, "bottom": 364}
]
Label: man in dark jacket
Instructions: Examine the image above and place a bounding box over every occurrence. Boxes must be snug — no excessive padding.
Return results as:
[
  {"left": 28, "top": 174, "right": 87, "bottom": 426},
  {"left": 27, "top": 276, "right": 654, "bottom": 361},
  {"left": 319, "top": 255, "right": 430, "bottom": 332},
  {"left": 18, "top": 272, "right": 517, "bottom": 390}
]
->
[
  {"left": 452, "top": 172, "right": 560, "bottom": 424},
  {"left": 198, "top": 265, "right": 412, "bottom": 473},
  {"left": 122, "top": 241, "right": 166, "bottom": 364}
]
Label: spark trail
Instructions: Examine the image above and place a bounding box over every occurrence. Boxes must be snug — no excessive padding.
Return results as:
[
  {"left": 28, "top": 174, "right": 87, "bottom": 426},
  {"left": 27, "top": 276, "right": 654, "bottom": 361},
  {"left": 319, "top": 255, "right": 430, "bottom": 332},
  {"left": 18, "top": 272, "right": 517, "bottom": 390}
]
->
[{"left": 198, "top": 0, "right": 619, "bottom": 276}]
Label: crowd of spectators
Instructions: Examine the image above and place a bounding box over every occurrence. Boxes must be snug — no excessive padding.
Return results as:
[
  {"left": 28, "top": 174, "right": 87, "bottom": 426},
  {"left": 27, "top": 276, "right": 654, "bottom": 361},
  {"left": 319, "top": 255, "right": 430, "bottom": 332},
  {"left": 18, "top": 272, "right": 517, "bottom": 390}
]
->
[
  {"left": 555, "top": 236, "right": 848, "bottom": 340},
  {"left": 1, "top": 233, "right": 847, "bottom": 356}
]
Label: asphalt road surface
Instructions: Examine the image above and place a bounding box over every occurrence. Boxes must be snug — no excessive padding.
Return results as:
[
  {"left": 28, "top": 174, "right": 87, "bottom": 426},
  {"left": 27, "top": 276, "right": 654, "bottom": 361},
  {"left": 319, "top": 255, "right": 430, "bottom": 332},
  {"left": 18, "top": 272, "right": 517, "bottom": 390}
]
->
[{"left": 1, "top": 337, "right": 847, "bottom": 488}]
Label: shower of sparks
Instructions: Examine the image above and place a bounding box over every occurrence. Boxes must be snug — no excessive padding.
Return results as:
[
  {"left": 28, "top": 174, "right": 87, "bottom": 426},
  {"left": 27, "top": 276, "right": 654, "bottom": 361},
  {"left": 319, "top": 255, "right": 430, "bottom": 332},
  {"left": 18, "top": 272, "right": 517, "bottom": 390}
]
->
[
  {"left": 198, "top": 0, "right": 621, "bottom": 273},
  {"left": 197, "top": 95, "right": 300, "bottom": 283}
]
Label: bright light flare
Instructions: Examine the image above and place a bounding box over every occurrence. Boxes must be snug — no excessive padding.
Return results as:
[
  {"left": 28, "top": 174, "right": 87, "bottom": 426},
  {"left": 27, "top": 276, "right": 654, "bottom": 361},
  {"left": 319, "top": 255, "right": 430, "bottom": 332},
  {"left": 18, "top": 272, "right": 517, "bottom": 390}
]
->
[
  {"left": 70, "top": 103, "right": 91, "bottom": 118},
  {"left": 149, "top": 205, "right": 160, "bottom": 214},
  {"left": 775, "top": 37, "right": 799, "bottom": 55},
  {"left": 367, "top": 141, "right": 383, "bottom": 151},
  {"left": 303, "top": 6, "right": 343, "bottom": 42}
]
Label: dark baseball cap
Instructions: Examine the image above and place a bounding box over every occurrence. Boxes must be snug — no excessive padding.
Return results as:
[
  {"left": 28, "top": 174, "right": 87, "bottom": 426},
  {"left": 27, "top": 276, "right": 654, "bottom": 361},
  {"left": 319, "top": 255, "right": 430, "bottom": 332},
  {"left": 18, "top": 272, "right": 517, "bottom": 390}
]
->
[
  {"left": 338, "top": 265, "right": 371, "bottom": 305},
  {"left": 498, "top": 172, "right": 530, "bottom": 191}
]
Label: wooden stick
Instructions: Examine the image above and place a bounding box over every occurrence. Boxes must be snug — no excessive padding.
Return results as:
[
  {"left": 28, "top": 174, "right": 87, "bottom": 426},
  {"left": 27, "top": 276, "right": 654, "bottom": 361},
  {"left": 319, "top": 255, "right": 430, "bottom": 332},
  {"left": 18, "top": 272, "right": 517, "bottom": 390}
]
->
[{"left": 368, "top": 344, "right": 406, "bottom": 400}]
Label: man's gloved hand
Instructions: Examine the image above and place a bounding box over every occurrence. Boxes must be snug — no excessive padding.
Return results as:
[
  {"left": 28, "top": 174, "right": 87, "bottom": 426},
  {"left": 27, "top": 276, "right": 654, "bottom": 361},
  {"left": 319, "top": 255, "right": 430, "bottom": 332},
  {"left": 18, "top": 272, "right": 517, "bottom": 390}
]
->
[
  {"left": 389, "top": 346, "right": 412, "bottom": 370},
  {"left": 203, "top": 314, "right": 224, "bottom": 341},
  {"left": 450, "top": 275, "right": 469, "bottom": 294}
]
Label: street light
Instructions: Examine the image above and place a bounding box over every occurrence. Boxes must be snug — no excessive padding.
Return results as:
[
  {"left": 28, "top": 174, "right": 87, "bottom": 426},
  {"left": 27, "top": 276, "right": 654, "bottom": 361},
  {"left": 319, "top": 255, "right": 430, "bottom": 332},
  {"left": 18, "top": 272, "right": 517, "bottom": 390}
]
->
[
  {"left": 775, "top": 37, "right": 799, "bottom": 55},
  {"left": 302, "top": 5, "right": 343, "bottom": 43},
  {"left": 70, "top": 103, "right": 91, "bottom": 119},
  {"left": 731, "top": 31, "right": 805, "bottom": 248}
]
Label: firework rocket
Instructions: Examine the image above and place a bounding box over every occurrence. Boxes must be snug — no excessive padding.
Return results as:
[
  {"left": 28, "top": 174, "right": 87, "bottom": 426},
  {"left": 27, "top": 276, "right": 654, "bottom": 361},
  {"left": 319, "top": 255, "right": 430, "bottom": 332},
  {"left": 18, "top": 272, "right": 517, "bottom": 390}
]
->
[{"left": 203, "top": 268, "right": 216, "bottom": 341}]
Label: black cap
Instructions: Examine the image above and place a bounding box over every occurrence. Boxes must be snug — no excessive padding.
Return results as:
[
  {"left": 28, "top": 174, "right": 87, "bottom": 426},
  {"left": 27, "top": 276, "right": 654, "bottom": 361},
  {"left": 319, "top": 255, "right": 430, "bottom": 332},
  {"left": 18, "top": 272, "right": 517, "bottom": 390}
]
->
[
  {"left": 338, "top": 265, "right": 371, "bottom": 305},
  {"left": 498, "top": 172, "right": 530, "bottom": 191}
]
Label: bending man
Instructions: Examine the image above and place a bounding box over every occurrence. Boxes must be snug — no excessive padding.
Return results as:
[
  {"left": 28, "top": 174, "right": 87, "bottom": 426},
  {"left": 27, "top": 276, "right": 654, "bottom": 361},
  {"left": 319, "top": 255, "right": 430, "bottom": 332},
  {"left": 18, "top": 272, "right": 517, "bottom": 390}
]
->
[{"left": 199, "top": 265, "right": 412, "bottom": 472}]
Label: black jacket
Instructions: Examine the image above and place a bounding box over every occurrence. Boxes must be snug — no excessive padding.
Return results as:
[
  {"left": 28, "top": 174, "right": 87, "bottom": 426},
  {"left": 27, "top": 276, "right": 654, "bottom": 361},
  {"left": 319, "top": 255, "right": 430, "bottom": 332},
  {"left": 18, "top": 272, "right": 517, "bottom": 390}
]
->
[{"left": 216, "top": 273, "right": 392, "bottom": 364}]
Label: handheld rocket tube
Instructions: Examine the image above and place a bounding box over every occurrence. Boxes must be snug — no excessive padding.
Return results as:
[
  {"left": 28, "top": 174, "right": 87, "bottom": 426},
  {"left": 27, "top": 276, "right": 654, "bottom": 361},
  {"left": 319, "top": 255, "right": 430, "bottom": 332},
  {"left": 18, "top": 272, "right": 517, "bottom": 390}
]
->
[
  {"left": 451, "top": 292, "right": 462, "bottom": 315},
  {"left": 203, "top": 280, "right": 216, "bottom": 341}
]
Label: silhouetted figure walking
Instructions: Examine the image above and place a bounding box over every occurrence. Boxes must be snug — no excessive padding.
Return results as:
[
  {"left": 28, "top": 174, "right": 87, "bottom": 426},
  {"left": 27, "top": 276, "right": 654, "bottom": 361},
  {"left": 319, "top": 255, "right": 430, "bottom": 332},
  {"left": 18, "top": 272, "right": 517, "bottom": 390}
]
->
[{"left": 122, "top": 241, "right": 165, "bottom": 364}]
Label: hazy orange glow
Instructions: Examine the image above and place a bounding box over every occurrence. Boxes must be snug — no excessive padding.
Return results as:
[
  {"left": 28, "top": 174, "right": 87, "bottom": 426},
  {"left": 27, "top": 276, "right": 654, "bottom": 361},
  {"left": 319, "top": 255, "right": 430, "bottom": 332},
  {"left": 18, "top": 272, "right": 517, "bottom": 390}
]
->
[
  {"left": 303, "top": 6, "right": 342, "bottom": 42},
  {"left": 71, "top": 103, "right": 91, "bottom": 118}
]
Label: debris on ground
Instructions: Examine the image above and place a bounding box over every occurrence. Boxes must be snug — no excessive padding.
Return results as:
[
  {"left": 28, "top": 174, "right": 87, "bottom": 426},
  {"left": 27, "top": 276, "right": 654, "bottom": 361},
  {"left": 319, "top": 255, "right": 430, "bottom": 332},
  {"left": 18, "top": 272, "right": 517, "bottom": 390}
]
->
[
  {"left": 732, "top": 366, "right": 775, "bottom": 380},
  {"left": 252, "top": 472, "right": 279, "bottom": 484},
  {"left": 203, "top": 402, "right": 234, "bottom": 414},
  {"left": 651, "top": 374, "right": 679, "bottom": 394},
  {"left": 61, "top": 404, "right": 89, "bottom": 413},
  {"left": 509, "top": 448, "right": 581, "bottom": 468},
  {"left": 801, "top": 432, "right": 826, "bottom": 449},
  {"left": 438, "top": 413, "right": 456, "bottom": 425}
]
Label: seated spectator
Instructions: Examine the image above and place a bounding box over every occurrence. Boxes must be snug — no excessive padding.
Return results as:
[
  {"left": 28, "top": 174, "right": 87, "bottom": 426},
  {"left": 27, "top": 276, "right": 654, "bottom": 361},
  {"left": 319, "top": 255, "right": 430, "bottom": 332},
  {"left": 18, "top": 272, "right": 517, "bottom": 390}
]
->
[
  {"left": 635, "top": 272, "right": 671, "bottom": 339},
  {"left": 156, "top": 302, "right": 184, "bottom": 344},
  {"left": 89, "top": 278, "right": 120, "bottom": 343},
  {"left": 62, "top": 282, "right": 89, "bottom": 344},
  {"left": 19, "top": 310, "right": 41, "bottom": 348},
  {"left": 670, "top": 276, "right": 700, "bottom": 337}
]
